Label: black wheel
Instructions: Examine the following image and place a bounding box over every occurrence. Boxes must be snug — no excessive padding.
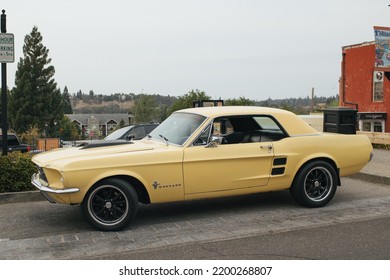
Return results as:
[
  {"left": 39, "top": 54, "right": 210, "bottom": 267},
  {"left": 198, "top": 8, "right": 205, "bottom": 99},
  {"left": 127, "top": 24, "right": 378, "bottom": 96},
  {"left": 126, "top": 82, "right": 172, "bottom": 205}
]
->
[
  {"left": 290, "top": 160, "right": 337, "bottom": 208},
  {"left": 81, "top": 178, "right": 138, "bottom": 231}
]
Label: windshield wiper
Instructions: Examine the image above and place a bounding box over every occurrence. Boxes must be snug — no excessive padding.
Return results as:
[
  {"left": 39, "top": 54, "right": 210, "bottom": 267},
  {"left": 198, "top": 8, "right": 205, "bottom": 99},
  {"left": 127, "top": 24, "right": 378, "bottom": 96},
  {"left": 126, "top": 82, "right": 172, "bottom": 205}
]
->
[{"left": 159, "top": 134, "right": 169, "bottom": 145}]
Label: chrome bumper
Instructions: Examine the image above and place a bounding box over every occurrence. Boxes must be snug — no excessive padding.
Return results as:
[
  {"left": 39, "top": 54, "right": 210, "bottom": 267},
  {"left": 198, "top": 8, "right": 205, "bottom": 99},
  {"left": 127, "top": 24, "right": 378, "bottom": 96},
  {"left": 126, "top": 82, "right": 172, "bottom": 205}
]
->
[
  {"left": 369, "top": 151, "right": 374, "bottom": 162},
  {"left": 31, "top": 173, "right": 80, "bottom": 194}
]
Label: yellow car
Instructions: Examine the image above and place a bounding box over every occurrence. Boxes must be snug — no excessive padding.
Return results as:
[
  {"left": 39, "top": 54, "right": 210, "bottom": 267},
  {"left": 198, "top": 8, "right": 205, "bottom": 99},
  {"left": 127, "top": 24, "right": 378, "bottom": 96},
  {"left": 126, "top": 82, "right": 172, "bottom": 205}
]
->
[{"left": 31, "top": 106, "right": 373, "bottom": 231}]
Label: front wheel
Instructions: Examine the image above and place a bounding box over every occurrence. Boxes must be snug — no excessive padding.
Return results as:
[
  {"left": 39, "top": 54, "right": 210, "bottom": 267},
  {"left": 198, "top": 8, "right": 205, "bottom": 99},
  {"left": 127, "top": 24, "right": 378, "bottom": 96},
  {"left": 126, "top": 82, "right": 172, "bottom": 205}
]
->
[
  {"left": 290, "top": 160, "right": 338, "bottom": 208},
  {"left": 81, "top": 178, "right": 138, "bottom": 231}
]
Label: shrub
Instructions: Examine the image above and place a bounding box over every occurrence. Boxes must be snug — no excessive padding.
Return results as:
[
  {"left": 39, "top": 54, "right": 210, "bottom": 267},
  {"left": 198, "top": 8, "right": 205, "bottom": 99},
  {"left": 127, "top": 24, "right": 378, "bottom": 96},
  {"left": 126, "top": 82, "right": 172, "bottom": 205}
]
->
[{"left": 0, "top": 152, "right": 37, "bottom": 193}]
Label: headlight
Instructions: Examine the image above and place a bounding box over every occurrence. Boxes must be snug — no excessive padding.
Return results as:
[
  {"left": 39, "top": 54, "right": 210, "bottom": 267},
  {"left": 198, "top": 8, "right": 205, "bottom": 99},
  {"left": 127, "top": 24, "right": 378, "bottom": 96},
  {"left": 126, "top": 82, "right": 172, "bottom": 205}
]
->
[{"left": 41, "top": 168, "right": 65, "bottom": 189}]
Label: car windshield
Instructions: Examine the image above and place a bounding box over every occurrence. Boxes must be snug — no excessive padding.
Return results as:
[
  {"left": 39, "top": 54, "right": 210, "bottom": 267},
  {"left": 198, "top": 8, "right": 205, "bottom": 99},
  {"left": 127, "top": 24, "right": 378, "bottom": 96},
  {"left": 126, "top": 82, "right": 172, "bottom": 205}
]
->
[
  {"left": 104, "top": 126, "right": 133, "bottom": 140},
  {"left": 148, "top": 112, "right": 206, "bottom": 146}
]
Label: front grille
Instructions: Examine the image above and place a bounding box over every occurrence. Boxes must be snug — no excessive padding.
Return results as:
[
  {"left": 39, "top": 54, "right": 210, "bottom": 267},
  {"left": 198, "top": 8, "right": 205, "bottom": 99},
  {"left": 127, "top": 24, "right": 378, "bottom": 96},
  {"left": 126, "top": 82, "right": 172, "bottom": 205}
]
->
[{"left": 37, "top": 167, "right": 48, "bottom": 184}]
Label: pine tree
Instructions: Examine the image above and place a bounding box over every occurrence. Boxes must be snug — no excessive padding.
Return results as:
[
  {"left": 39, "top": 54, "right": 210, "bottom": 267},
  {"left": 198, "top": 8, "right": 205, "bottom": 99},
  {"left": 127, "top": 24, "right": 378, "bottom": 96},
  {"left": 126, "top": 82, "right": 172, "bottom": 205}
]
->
[
  {"left": 9, "top": 26, "right": 63, "bottom": 134},
  {"left": 62, "top": 86, "right": 73, "bottom": 114}
]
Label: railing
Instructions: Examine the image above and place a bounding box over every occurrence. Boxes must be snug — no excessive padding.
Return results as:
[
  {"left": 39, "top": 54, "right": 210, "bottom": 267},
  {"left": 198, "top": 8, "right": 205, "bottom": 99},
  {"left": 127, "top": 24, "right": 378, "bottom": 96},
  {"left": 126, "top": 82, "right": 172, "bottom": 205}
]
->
[{"left": 357, "top": 131, "right": 390, "bottom": 145}]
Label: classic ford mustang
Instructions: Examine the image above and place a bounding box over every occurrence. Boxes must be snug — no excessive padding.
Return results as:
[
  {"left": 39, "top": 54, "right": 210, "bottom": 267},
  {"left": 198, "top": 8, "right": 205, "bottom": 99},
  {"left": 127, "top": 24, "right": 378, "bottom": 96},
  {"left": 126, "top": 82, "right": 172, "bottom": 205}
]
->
[{"left": 31, "top": 106, "right": 373, "bottom": 231}]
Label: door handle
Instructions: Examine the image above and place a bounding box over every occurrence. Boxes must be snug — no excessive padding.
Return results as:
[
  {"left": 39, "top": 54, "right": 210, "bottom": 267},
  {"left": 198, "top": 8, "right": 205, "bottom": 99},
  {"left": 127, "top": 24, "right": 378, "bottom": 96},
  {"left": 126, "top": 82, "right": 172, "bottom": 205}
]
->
[{"left": 260, "top": 144, "right": 273, "bottom": 153}]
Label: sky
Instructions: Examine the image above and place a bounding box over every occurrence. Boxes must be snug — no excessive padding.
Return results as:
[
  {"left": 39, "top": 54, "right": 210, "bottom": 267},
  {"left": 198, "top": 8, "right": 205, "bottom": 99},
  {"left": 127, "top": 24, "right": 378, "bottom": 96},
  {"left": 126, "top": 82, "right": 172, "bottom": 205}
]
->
[{"left": 1, "top": 0, "right": 390, "bottom": 101}]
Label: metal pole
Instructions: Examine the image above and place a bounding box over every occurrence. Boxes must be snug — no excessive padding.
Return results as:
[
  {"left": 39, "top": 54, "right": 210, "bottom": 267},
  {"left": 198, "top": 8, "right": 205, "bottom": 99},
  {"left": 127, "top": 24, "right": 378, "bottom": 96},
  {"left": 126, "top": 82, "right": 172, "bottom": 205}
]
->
[{"left": 1, "top": 10, "right": 7, "bottom": 156}]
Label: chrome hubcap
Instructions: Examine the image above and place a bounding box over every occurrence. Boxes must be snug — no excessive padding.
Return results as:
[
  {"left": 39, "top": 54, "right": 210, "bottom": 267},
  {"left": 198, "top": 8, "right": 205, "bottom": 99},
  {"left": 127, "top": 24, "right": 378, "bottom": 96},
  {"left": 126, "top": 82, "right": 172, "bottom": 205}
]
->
[
  {"left": 88, "top": 185, "right": 129, "bottom": 226},
  {"left": 304, "top": 167, "right": 333, "bottom": 202}
]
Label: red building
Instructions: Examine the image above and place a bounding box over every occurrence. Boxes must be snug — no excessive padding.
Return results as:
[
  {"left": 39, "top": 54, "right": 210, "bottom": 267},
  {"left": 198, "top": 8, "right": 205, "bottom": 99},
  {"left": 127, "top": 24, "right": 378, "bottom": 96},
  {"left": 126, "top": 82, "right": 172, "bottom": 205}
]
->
[{"left": 340, "top": 41, "right": 388, "bottom": 132}]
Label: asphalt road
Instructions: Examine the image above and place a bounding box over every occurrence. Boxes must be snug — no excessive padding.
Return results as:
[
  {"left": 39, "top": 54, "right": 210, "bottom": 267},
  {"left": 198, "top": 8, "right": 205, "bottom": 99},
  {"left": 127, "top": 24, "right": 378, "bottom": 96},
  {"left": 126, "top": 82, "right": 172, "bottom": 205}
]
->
[{"left": 0, "top": 177, "right": 390, "bottom": 260}]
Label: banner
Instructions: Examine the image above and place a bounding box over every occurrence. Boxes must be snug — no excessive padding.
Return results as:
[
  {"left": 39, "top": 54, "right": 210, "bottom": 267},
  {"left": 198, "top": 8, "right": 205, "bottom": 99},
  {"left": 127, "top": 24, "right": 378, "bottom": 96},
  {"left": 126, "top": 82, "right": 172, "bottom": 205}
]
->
[{"left": 374, "top": 26, "right": 390, "bottom": 68}]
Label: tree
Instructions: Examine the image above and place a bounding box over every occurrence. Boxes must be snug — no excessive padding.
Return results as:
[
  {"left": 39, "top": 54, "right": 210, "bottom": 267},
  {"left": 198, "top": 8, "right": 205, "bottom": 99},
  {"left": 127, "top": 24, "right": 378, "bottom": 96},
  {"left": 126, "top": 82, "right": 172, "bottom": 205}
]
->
[
  {"left": 158, "top": 104, "right": 169, "bottom": 122},
  {"left": 118, "top": 119, "right": 126, "bottom": 128},
  {"left": 132, "top": 94, "right": 158, "bottom": 124},
  {"left": 225, "top": 96, "right": 255, "bottom": 106},
  {"left": 9, "top": 26, "right": 63, "bottom": 134},
  {"left": 168, "top": 89, "right": 211, "bottom": 115},
  {"left": 62, "top": 86, "right": 73, "bottom": 114},
  {"left": 0, "top": 88, "right": 11, "bottom": 129},
  {"left": 76, "top": 90, "right": 83, "bottom": 99},
  {"left": 58, "top": 116, "right": 79, "bottom": 140}
]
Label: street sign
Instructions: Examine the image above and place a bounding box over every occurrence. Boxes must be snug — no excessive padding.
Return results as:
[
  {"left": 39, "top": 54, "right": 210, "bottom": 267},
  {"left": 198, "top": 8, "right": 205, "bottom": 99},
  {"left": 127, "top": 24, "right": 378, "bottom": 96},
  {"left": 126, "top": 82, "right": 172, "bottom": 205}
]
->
[{"left": 0, "top": 33, "right": 14, "bottom": 63}]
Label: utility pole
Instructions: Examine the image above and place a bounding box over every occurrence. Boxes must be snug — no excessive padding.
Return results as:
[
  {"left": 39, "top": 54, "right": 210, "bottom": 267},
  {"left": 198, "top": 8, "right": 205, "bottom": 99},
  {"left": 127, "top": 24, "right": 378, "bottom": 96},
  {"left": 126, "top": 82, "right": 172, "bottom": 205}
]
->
[
  {"left": 310, "top": 87, "right": 315, "bottom": 113},
  {"left": 0, "top": 9, "right": 13, "bottom": 156},
  {"left": 1, "top": 10, "right": 8, "bottom": 156}
]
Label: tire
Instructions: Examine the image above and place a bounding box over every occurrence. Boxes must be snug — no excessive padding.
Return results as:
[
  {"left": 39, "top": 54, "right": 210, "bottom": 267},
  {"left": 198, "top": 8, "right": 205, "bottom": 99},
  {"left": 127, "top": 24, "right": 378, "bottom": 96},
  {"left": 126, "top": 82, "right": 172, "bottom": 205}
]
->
[
  {"left": 81, "top": 178, "right": 138, "bottom": 231},
  {"left": 290, "top": 160, "right": 337, "bottom": 208}
]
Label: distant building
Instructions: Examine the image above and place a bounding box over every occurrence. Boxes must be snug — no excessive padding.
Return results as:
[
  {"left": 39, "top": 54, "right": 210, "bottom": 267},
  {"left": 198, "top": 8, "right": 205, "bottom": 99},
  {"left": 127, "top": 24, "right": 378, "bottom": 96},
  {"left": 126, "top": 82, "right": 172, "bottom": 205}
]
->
[
  {"left": 341, "top": 40, "right": 388, "bottom": 132},
  {"left": 66, "top": 114, "right": 132, "bottom": 138}
]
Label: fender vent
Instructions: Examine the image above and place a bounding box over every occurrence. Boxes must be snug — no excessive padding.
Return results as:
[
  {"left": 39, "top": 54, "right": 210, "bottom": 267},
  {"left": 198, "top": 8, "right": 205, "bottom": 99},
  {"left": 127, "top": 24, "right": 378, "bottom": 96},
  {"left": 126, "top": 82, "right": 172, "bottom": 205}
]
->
[
  {"left": 273, "top": 157, "right": 287, "bottom": 166},
  {"left": 271, "top": 167, "right": 285, "bottom": 175}
]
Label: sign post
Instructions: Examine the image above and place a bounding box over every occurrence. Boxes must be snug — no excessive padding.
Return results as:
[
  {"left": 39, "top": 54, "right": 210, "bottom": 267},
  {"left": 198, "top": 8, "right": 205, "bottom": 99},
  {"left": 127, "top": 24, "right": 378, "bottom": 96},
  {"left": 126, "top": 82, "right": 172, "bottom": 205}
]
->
[{"left": 1, "top": 10, "right": 13, "bottom": 156}]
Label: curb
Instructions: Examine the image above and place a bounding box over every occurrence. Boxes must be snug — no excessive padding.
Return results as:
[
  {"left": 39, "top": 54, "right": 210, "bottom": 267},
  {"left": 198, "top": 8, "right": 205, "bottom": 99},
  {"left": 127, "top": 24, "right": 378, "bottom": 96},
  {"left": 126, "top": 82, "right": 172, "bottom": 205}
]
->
[
  {"left": 349, "top": 172, "right": 390, "bottom": 187},
  {"left": 0, "top": 190, "right": 45, "bottom": 205}
]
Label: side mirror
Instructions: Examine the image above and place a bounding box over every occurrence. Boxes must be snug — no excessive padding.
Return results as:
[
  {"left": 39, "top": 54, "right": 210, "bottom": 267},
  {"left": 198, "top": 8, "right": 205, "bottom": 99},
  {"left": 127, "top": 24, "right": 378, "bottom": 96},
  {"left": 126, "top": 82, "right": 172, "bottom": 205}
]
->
[
  {"left": 205, "top": 136, "right": 224, "bottom": 148},
  {"left": 126, "top": 134, "right": 135, "bottom": 141}
]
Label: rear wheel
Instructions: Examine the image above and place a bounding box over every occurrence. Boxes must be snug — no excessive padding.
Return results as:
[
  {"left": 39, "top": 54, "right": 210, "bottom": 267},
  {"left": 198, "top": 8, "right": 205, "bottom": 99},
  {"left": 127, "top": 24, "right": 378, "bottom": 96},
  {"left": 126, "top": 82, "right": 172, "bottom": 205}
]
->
[
  {"left": 81, "top": 178, "right": 138, "bottom": 231},
  {"left": 290, "top": 160, "right": 337, "bottom": 208}
]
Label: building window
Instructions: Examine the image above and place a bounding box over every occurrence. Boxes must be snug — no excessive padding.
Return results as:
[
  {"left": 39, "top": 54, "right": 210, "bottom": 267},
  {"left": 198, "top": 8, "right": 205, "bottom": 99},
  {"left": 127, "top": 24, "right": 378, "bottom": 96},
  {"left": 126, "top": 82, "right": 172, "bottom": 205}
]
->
[
  {"left": 106, "top": 120, "right": 118, "bottom": 133},
  {"left": 360, "top": 120, "right": 384, "bottom": 132},
  {"left": 374, "top": 121, "right": 383, "bottom": 132},
  {"left": 373, "top": 71, "right": 384, "bottom": 102},
  {"left": 107, "top": 123, "right": 117, "bottom": 132},
  {"left": 362, "top": 121, "right": 371, "bottom": 132}
]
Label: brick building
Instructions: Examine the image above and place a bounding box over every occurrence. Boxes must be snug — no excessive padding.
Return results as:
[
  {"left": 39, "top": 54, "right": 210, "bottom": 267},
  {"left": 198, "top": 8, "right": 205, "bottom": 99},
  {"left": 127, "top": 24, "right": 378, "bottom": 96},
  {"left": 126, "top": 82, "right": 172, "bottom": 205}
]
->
[{"left": 340, "top": 41, "right": 389, "bottom": 132}]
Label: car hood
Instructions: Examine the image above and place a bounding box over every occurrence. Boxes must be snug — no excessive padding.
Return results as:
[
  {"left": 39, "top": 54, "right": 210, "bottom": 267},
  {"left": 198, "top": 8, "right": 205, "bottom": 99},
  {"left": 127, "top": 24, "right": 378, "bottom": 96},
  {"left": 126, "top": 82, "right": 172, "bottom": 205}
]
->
[{"left": 32, "top": 139, "right": 166, "bottom": 169}]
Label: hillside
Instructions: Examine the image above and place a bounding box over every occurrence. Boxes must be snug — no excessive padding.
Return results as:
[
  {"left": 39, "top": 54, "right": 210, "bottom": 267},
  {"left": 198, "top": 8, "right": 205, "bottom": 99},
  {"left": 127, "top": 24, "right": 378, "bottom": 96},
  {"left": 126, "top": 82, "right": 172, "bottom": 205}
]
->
[
  {"left": 72, "top": 99, "right": 134, "bottom": 114},
  {"left": 68, "top": 93, "right": 338, "bottom": 115},
  {"left": 70, "top": 93, "right": 178, "bottom": 114}
]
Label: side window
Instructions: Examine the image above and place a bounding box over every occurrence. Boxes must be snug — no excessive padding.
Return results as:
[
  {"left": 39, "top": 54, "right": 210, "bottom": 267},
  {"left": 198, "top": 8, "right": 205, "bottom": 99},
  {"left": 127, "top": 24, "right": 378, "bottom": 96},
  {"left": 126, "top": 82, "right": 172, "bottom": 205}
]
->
[
  {"left": 7, "top": 135, "right": 19, "bottom": 146},
  {"left": 254, "top": 116, "right": 282, "bottom": 131},
  {"left": 193, "top": 124, "right": 212, "bottom": 146},
  {"left": 133, "top": 126, "right": 146, "bottom": 139},
  {"left": 192, "top": 115, "right": 286, "bottom": 146},
  {"left": 212, "top": 118, "right": 234, "bottom": 136},
  {"left": 145, "top": 125, "right": 157, "bottom": 134}
]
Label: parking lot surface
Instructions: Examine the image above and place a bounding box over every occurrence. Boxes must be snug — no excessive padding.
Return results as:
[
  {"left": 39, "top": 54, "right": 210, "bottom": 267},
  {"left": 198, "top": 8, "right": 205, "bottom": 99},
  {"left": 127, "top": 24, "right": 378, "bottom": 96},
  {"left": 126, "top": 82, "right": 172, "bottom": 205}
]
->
[{"left": 0, "top": 149, "right": 389, "bottom": 260}]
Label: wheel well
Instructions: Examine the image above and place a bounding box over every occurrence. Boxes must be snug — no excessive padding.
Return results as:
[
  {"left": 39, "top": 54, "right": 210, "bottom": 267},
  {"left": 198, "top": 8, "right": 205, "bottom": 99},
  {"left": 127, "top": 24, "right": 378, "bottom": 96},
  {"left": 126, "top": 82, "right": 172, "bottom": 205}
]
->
[
  {"left": 293, "top": 157, "right": 341, "bottom": 187},
  {"left": 94, "top": 175, "right": 151, "bottom": 204}
]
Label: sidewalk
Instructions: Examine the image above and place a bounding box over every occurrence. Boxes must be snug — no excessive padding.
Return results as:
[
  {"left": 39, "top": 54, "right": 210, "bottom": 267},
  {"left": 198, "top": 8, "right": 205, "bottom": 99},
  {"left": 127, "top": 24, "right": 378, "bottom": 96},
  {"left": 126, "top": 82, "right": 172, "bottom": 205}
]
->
[
  {"left": 0, "top": 149, "right": 389, "bottom": 205},
  {"left": 350, "top": 148, "right": 390, "bottom": 186}
]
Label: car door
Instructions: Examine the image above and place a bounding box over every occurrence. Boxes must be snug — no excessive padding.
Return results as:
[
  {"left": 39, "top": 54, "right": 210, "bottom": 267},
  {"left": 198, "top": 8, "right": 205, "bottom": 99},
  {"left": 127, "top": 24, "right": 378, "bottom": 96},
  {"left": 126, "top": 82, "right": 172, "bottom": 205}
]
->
[{"left": 182, "top": 117, "right": 274, "bottom": 195}]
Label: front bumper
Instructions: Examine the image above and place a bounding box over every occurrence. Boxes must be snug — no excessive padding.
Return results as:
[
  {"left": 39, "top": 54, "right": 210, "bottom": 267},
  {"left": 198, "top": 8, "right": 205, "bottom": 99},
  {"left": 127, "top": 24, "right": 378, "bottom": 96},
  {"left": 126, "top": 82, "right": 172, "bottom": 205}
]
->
[{"left": 31, "top": 173, "right": 80, "bottom": 203}]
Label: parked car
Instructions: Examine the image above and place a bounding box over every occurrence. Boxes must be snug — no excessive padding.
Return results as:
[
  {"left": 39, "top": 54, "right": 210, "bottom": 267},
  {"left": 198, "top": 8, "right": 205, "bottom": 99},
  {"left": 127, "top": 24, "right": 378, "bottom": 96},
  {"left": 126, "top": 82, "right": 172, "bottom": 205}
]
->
[
  {"left": 104, "top": 123, "right": 159, "bottom": 141},
  {"left": 0, "top": 133, "right": 30, "bottom": 153},
  {"left": 31, "top": 106, "right": 373, "bottom": 231}
]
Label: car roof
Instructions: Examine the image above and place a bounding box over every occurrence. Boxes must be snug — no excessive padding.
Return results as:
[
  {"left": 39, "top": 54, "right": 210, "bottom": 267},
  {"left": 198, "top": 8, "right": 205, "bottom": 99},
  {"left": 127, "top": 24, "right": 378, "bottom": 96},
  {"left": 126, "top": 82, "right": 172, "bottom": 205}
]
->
[
  {"left": 134, "top": 123, "right": 159, "bottom": 127},
  {"left": 178, "top": 106, "right": 290, "bottom": 116},
  {"left": 177, "top": 106, "right": 319, "bottom": 136}
]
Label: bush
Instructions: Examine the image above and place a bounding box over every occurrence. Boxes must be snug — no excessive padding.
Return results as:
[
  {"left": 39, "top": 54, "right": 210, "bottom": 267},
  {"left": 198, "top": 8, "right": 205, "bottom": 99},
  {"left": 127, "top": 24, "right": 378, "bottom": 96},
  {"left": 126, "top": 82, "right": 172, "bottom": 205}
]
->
[
  {"left": 0, "top": 152, "right": 37, "bottom": 193},
  {"left": 373, "top": 144, "right": 390, "bottom": 150}
]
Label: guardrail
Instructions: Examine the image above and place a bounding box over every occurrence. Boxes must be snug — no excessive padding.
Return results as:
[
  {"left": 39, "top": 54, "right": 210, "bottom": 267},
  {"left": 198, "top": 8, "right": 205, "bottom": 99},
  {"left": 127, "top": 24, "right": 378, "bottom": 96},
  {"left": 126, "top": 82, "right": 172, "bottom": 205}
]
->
[{"left": 357, "top": 131, "right": 390, "bottom": 145}]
